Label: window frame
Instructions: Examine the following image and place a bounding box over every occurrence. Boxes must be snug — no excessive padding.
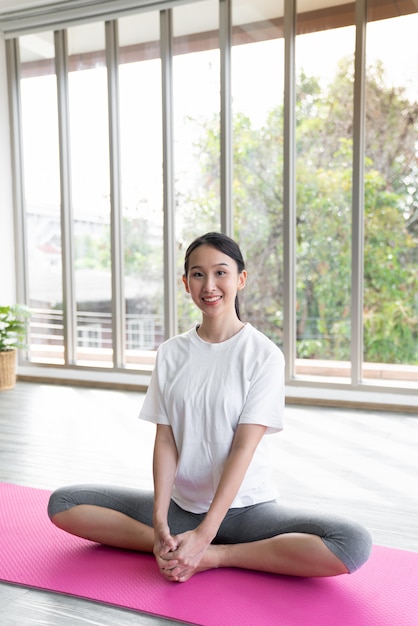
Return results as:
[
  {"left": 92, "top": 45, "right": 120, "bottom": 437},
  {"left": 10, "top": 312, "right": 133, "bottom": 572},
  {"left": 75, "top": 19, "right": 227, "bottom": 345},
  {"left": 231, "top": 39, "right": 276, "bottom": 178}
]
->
[{"left": 4, "top": 0, "right": 417, "bottom": 408}]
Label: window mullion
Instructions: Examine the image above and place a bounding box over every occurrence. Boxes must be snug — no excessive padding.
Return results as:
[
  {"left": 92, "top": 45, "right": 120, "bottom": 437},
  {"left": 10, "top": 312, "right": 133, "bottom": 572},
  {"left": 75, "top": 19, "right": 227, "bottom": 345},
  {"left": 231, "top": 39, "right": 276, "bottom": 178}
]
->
[
  {"left": 55, "top": 29, "right": 77, "bottom": 365},
  {"left": 283, "top": 0, "right": 297, "bottom": 381},
  {"left": 219, "top": 0, "right": 233, "bottom": 237},
  {"left": 6, "top": 39, "right": 28, "bottom": 308},
  {"left": 351, "top": 0, "right": 367, "bottom": 386},
  {"left": 160, "top": 8, "right": 177, "bottom": 339},
  {"left": 106, "top": 19, "right": 125, "bottom": 368}
]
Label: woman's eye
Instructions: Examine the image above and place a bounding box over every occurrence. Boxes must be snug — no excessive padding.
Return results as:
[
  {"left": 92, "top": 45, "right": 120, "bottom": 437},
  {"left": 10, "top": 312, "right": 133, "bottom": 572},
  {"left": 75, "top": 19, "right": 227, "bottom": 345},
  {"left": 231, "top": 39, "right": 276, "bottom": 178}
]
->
[
  {"left": 217, "top": 271, "right": 226, "bottom": 276},
  {"left": 192, "top": 272, "right": 204, "bottom": 278}
]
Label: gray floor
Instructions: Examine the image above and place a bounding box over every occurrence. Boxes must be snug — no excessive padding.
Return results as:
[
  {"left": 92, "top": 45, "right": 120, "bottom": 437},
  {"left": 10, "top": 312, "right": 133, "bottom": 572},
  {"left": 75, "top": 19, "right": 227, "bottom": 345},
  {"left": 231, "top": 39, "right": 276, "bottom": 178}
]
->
[{"left": 0, "top": 382, "right": 417, "bottom": 625}]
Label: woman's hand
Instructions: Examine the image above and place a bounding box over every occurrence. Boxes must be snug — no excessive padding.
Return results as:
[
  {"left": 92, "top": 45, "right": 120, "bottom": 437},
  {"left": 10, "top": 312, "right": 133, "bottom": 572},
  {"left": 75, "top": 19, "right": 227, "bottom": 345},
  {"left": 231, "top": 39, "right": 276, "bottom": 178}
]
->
[
  {"left": 159, "top": 527, "right": 212, "bottom": 582},
  {"left": 152, "top": 424, "right": 179, "bottom": 578},
  {"left": 153, "top": 524, "right": 180, "bottom": 579}
]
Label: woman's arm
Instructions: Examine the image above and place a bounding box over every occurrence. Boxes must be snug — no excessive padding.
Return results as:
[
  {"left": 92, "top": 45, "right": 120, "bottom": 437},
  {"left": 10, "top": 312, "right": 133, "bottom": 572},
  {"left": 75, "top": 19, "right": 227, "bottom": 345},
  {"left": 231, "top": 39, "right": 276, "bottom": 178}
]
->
[
  {"left": 162, "top": 423, "right": 267, "bottom": 581},
  {"left": 152, "top": 424, "right": 179, "bottom": 560},
  {"left": 198, "top": 423, "right": 267, "bottom": 540}
]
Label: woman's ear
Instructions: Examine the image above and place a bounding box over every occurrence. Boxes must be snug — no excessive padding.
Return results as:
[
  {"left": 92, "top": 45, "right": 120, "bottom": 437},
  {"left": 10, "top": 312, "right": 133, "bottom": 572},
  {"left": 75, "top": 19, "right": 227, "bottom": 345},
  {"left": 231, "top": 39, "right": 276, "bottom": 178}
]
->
[
  {"left": 182, "top": 274, "right": 190, "bottom": 293},
  {"left": 238, "top": 270, "right": 247, "bottom": 291}
]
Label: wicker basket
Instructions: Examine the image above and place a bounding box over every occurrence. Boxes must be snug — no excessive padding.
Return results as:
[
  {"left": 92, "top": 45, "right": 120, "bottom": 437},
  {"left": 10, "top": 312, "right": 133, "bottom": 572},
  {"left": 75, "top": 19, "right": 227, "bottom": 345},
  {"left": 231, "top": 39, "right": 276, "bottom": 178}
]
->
[{"left": 0, "top": 349, "right": 17, "bottom": 391}]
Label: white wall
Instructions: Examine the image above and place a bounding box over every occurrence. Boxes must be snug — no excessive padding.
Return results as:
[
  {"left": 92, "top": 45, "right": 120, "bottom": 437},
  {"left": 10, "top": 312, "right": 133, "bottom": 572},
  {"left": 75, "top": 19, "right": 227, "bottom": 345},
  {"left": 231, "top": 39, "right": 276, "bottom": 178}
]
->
[{"left": 0, "top": 34, "right": 16, "bottom": 305}]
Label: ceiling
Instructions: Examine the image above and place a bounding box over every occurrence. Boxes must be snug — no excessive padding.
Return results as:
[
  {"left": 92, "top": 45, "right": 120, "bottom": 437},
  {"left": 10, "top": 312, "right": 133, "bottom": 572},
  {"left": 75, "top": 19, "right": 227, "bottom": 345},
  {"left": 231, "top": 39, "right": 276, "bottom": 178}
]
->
[
  {"left": 0, "top": 0, "right": 68, "bottom": 12},
  {"left": 0, "top": 0, "right": 359, "bottom": 46},
  {"left": 0, "top": 0, "right": 355, "bottom": 18}
]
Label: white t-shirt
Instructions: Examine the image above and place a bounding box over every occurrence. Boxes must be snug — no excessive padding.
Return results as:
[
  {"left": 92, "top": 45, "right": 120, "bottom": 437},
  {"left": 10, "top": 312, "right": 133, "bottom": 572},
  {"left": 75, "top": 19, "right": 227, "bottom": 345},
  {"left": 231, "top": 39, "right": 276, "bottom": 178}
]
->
[{"left": 139, "top": 323, "right": 285, "bottom": 513}]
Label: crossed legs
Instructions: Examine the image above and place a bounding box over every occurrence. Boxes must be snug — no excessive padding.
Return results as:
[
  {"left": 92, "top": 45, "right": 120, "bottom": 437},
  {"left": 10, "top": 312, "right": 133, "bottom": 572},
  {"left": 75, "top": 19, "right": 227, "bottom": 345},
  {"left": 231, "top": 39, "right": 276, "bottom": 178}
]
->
[{"left": 51, "top": 504, "right": 349, "bottom": 580}]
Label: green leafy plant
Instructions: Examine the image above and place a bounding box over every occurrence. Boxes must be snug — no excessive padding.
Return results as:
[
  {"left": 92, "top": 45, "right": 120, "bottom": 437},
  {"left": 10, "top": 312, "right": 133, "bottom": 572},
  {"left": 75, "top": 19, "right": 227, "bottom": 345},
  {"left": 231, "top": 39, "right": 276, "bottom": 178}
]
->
[{"left": 0, "top": 305, "right": 31, "bottom": 352}]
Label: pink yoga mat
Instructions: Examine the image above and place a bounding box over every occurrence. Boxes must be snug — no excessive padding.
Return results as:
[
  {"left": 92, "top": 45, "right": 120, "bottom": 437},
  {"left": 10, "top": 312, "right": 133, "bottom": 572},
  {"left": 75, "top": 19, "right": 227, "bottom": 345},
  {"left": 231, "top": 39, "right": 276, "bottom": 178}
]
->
[{"left": 0, "top": 483, "right": 417, "bottom": 626}]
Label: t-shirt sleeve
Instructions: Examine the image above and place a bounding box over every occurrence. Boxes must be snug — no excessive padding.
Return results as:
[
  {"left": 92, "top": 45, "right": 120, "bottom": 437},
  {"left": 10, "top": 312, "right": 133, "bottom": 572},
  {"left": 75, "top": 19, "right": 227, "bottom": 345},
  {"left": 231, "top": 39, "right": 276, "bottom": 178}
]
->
[
  {"left": 139, "top": 349, "right": 170, "bottom": 425},
  {"left": 238, "top": 349, "right": 285, "bottom": 434}
]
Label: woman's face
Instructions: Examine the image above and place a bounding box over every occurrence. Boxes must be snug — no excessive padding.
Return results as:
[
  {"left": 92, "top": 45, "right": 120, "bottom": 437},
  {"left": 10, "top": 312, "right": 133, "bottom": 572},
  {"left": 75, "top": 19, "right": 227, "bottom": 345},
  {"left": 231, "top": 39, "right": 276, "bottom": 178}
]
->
[{"left": 183, "top": 245, "right": 246, "bottom": 319}]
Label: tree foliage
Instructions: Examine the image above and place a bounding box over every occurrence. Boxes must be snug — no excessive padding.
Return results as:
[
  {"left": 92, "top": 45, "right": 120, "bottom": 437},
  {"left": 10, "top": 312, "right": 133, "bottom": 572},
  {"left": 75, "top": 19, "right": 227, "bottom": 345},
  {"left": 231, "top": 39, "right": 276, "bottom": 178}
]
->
[
  {"left": 75, "top": 58, "right": 417, "bottom": 366},
  {"left": 180, "top": 59, "right": 418, "bottom": 365}
]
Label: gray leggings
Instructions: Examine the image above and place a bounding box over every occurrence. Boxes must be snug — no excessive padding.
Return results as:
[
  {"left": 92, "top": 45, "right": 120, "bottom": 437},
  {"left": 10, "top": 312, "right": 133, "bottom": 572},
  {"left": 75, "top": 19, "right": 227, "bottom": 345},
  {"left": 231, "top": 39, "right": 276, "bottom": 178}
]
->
[{"left": 48, "top": 484, "right": 372, "bottom": 573}]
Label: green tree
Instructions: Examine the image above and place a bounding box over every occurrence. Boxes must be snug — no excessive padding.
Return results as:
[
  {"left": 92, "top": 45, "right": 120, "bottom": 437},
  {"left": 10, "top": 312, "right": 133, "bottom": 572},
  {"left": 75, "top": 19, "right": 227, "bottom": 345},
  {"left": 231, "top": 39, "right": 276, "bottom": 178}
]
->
[
  {"left": 363, "top": 170, "right": 417, "bottom": 363},
  {"left": 181, "top": 60, "right": 418, "bottom": 365}
]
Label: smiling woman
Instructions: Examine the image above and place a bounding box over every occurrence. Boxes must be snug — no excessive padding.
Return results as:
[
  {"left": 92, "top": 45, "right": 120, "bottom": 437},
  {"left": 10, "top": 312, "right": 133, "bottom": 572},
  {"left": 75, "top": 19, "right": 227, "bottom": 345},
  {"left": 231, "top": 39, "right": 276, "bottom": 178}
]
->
[
  {"left": 48, "top": 232, "right": 372, "bottom": 584},
  {"left": 182, "top": 235, "right": 247, "bottom": 342}
]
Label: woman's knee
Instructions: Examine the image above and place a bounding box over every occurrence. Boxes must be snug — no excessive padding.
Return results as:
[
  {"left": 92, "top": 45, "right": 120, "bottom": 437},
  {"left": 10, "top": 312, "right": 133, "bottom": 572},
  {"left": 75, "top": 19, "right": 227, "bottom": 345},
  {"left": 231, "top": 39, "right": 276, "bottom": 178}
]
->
[
  {"left": 47, "top": 486, "right": 78, "bottom": 520},
  {"left": 325, "top": 519, "right": 373, "bottom": 573},
  {"left": 350, "top": 523, "right": 373, "bottom": 571}
]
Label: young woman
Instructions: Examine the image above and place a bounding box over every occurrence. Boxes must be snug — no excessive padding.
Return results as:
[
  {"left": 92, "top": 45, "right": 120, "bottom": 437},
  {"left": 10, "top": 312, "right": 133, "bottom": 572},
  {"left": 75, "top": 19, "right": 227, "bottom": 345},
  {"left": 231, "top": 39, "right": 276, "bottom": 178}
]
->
[{"left": 48, "top": 232, "right": 372, "bottom": 583}]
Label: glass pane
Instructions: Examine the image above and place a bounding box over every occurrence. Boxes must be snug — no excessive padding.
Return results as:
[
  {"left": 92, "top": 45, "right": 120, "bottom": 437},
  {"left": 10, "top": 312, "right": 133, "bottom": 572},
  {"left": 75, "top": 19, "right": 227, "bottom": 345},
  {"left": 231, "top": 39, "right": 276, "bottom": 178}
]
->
[
  {"left": 295, "top": 12, "right": 355, "bottom": 380},
  {"left": 362, "top": 6, "right": 418, "bottom": 385},
  {"left": 232, "top": 0, "right": 285, "bottom": 346},
  {"left": 173, "top": 0, "right": 221, "bottom": 332},
  {"left": 118, "top": 12, "right": 165, "bottom": 366},
  {"left": 67, "top": 23, "right": 112, "bottom": 366},
  {"left": 19, "top": 32, "right": 65, "bottom": 364}
]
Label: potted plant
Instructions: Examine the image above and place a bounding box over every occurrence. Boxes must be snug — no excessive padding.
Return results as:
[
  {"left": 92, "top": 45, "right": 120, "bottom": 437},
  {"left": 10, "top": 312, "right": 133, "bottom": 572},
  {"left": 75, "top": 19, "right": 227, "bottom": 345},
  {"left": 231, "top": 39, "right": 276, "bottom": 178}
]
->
[{"left": 0, "top": 304, "right": 31, "bottom": 390}]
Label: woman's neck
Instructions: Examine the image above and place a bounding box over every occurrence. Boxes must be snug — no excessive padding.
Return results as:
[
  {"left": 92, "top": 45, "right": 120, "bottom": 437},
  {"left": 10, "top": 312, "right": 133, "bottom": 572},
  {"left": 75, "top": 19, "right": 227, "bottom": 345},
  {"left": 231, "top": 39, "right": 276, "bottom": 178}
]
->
[{"left": 197, "top": 317, "right": 245, "bottom": 343}]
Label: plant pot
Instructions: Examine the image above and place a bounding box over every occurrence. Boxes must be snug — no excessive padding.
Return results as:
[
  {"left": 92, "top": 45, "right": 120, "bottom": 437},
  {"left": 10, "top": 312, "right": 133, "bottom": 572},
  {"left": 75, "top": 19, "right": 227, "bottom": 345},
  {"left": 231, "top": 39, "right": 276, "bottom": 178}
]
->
[{"left": 0, "top": 349, "right": 17, "bottom": 390}]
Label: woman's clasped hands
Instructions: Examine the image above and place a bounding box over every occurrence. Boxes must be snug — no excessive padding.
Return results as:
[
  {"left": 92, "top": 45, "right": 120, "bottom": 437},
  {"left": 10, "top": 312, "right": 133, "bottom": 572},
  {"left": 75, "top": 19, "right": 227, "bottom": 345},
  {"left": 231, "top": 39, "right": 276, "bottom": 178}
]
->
[{"left": 154, "top": 526, "right": 212, "bottom": 583}]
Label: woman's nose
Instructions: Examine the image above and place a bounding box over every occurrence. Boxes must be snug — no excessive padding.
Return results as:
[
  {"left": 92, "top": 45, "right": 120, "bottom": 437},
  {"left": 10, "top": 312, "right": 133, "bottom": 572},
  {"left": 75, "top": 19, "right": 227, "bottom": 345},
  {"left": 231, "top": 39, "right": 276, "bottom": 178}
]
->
[{"left": 203, "top": 276, "right": 216, "bottom": 291}]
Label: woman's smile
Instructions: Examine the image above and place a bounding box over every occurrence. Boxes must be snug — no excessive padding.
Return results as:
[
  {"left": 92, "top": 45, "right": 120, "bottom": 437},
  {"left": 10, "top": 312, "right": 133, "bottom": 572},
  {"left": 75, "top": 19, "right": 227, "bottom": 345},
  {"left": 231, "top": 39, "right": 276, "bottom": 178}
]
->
[
  {"left": 183, "top": 244, "right": 246, "bottom": 319},
  {"left": 202, "top": 295, "right": 222, "bottom": 304}
]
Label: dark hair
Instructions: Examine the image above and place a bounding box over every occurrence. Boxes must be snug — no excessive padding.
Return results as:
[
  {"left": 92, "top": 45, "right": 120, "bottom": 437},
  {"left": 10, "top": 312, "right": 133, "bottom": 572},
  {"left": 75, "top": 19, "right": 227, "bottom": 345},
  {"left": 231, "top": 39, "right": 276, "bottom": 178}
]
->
[{"left": 183, "top": 232, "right": 246, "bottom": 320}]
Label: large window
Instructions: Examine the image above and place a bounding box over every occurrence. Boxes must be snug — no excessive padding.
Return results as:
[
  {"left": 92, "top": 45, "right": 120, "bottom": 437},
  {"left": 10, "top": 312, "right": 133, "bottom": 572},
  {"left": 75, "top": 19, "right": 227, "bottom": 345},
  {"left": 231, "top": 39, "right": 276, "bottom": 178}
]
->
[
  {"left": 295, "top": 15, "right": 356, "bottom": 379},
  {"left": 362, "top": 5, "right": 418, "bottom": 384},
  {"left": 118, "top": 11, "right": 165, "bottom": 365},
  {"left": 6, "top": 0, "right": 417, "bottom": 401},
  {"left": 173, "top": 0, "right": 221, "bottom": 332},
  {"left": 19, "top": 32, "right": 64, "bottom": 364},
  {"left": 68, "top": 22, "right": 113, "bottom": 366},
  {"left": 232, "top": 1, "right": 285, "bottom": 344}
]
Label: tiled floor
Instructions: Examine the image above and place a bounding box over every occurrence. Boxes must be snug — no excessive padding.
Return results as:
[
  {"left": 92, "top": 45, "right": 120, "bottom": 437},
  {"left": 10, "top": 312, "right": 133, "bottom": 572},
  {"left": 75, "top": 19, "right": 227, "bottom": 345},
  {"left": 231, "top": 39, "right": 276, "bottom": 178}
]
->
[{"left": 0, "top": 382, "right": 417, "bottom": 624}]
